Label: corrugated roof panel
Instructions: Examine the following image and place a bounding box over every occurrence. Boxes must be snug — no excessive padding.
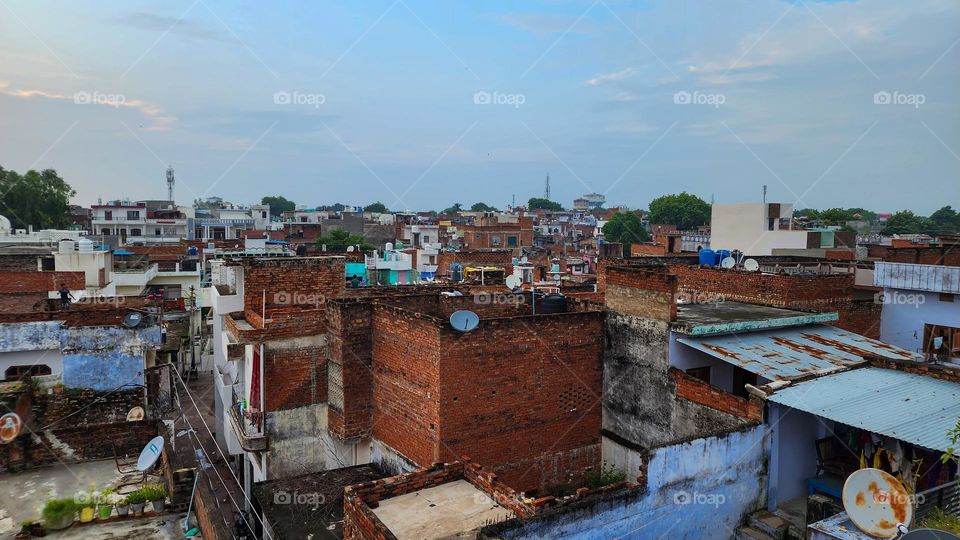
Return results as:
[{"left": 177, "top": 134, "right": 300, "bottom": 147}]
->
[
  {"left": 677, "top": 325, "right": 921, "bottom": 381},
  {"left": 767, "top": 367, "right": 960, "bottom": 451}
]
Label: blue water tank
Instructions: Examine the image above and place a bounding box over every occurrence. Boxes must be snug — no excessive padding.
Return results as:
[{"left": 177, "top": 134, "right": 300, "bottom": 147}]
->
[
  {"left": 716, "top": 250, "right": 732, "bottom": 264},
  {"left": 698, "top": 249, "right": 717, "bottom": 267}
]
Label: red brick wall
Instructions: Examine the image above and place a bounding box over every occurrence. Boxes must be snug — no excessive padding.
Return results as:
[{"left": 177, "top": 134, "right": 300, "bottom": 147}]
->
[
  {"left": 264, "top": 345, "right": 327, "bottom": 412},
  {"left": 327, "top": 300, "right": 376, "bottom": 440},
  {"left": 630, "top": 244, "right": 668, "bottom": 256},
  {"left": 0, "top": 421, "right": 156, "bottom": 470},
  {"left": 0, "top": 271, "right": 85, "bottom": 293},
  {"left": 438, "top": 311, "right": 603, "bottom": 493},
  {"left": 435, "top": 249, "right": 514, "bottom": 277},
  {"left": 867, "top": 245, "right": 960, "bottom": 266},
  {"left": 241, "top": 257, "right": 345, "bottom": 333},
  {"left": 370, "top": 306, "right": 442, "bottom": 466},
  {"left": 670, "top": 368, "right": 762, "bottom": 422},
  {"left": 668, "top": 265, "right": 853, "bottom": 307},
  {"left": 604, "top": 266, "right": 678, "bottom": 321}
]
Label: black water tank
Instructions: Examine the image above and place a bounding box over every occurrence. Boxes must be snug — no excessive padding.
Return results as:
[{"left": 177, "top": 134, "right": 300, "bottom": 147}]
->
[{"left": 539, "top": 293, "right": 567, "bottom": 314}]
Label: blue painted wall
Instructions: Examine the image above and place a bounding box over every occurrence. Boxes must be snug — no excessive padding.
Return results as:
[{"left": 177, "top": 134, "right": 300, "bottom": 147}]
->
[
  {"left": 497, "top": 425, "right": 769, "bottom": 540},
  {"left": 60, "top": 326, "right": 162, "bottom": 391},
  {"left": 0, "top": 321, "right": 62, "bottom": 352}
]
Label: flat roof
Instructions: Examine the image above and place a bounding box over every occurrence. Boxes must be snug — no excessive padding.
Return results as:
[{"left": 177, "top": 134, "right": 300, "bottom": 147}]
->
[
  {"left": 768, "top": 367, "right": 960, "bottom": 451},
  {"left": 673, "top": 301, "right": 838, "bottom": 336},
  {"left": 678, "top": 325, "right": 920, "bottom": 381},
  {"left": 372, "top": 479, "right": 515, "bottom": 539}
]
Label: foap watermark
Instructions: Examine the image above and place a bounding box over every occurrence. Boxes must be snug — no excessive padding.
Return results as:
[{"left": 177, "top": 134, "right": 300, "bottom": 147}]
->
[
  {"left": 273, "top": 291, "right": 326, "bottom": 307},
  {"left": 473, "top": 90, "right": 525, "bottom": 108},
  {"left": 675, "top": 291, "right": 725, "bottom": 306},
  {"left": 873, "top": 91, "right": 925, "bottom": 109},
  {"left": 873, "top": 291, "right": 925, "bottom": 307},
  {"left": 673, "top": 490, "right": 725, "bottom": 508},
  {"left": 73, "top": 90, "right": 126, "bottom": 108},
  {"left": 872, "top": 490, "right": 925, "bottom": 507},
  {"left": 473, "top": 291, "right": 525, "bottom": 306},
  {"left": 273, "top": 90, "right": 326, "bottom": 108},
  {"left": 273, "top": 489, "right": 325, "bottom": 510},
  {"left": 673, "top": 90, "right": 725, "bottom": 108},
  {"left": 473, "top": 491, "right": 513, "bottom": 507}
]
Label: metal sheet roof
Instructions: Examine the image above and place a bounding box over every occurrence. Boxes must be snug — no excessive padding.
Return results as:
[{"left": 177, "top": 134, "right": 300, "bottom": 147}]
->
[
  {"left": 767, "top": 367, "right": 960, "bottom": 451},
  {"left": 677, "top": 325, "right": 921, "bottom": 380}
]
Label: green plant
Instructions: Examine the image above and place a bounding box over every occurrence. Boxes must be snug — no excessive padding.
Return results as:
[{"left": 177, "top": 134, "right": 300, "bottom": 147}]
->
[
  {"left": 918, "top": 507, "right": 960, "bottom": 534},
  {"left": 140, "top": 484, "right": 167, "bottom": 502},
  {"left": 585, "top": 462, "right": 627, "bottom": 490},
  {"left": 95, "top": 487, "right": 114, "bottom": 505},
  {"left": 125, "top": 490, "right": 146, "bottom": 505},
  {"left": 41, "top": 498, "right": 77, "bottom": 522}
]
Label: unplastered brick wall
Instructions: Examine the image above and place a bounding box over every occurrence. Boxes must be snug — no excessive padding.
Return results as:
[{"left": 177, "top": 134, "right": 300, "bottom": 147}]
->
[
  {"left": 241, "top": 256, "right": 345, "bottom": 331},
  {"left": 438, "top": 310, "right": 604, "bottom": 493},
  {"left": 264, "top": 345, "right": 327, "bottom": 411},
  {"left": 326, "top": 300, "right": 375, "bottom": 440},
  {"left": 668, "top": 265, "right": 854, "bottom": 307},
  {"left": 867, "top": 245, "right": 960, "bottom": 266},
  {"left": 867, "top": 356, "right": 960, "bottom": 384},
  {"left": 669, "top": 368, "right": 762, "bottom": 422},
  {"left": 604, "top": 265, "right": 677, "bottom": 321},
  {"left": 32, "top": 389, "right": 145, "bottom": 427},
  {"left": 435, "top": 249, "right": 514, "bottom": 277},
  {"left": 0, "top": 271, "right": 85, "bottom": 293},
  {"left": 1, "top": 421, "right": 156, "bottom": 471}
]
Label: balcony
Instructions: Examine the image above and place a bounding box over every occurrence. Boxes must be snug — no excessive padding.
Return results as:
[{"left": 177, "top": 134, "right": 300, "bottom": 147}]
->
[
  {"left": 228, "top": 388, "right": 268, "bottom": 452},
  {"left": 875, "top": 261, "right": 960, "bottom": 294},
  {"left": 112, "top": 262, "right": 159, "bottom": 287}
]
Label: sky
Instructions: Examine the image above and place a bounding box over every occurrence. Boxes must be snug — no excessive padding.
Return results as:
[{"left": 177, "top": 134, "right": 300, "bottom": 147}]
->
[{"left": 0, "top": 0, "right": 958, "bottom": 214}]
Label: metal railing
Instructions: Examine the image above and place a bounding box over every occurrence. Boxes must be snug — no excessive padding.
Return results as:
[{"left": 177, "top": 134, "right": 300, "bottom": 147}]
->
[{"left": 915, "top": 479, "right": 960, "bottom": 522}]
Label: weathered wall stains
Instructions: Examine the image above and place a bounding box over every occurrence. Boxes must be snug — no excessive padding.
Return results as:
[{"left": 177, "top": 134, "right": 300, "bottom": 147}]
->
[
  {"left": 60, "top": 326, "right": 162, "bottom": 390},
  {"left": 0, "top": 321, "right": 62, "bottom": 352}
]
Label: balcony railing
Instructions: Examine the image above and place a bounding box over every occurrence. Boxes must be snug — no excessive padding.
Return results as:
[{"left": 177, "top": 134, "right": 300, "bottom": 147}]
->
[
  {"left": 875, "top": 261, "right": 960, "bottom": 294},
  {"left": 915, "top": 479, "right": 960, "bottom": 521},
  {"left": 228, "top": 387, "right": 268, "bottom": 452}
]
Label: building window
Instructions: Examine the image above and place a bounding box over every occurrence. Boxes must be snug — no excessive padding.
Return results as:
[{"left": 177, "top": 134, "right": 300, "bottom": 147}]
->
[
  {"left": 491, "top": 235, "right": 501, "bottom": 246},
  {"left": 127, "top": 211, "right": 140, "bottom": 220},
  {"left": 5, "top": 364, "right": 52, "bottom": 381},
  {"left": 923, "top": 323, "right": 960, "bottom": 360},
  {"left": 508, "top": 235, "right": 518, "bottom": 247},
  {"left": 940, "top": 293, "right": 955, "bottom": 303},
  {"left": 104, "top": 211, "right": 112, "bottom": 221},
  {"left": 686, "top": 366, "right": 711, "bottom": 383},
  {"left": 130, "top": 228, "right": 142, "bottom": 236},
  {"left": 155, "top": 228, "right": 162, "bottom": 236},
  {"left": 101, "top": 228, "right": 111, "bottom": 235}
]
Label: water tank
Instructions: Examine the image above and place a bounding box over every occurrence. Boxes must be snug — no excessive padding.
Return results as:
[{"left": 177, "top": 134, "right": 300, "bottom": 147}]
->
[
  {"left": 698, "top": 249, "right": 716, "bottom": 267},
  {"left": 539, "top": 293, "right": 567, "bottom": 314},
  {"left": 385, "top": 242, "right": 393, "bottom": 251},
  {"left": 77, "top": 238, "right": 94, "bottom": 252},
  {"left": 716, "top": 249, "right": 731, "bottom": 263},
  {"left": 59, "top": 239, "right": 76, "bottom": 253},
  {"left": 450, "top": 263, "right": 463, "bottom": 282}
]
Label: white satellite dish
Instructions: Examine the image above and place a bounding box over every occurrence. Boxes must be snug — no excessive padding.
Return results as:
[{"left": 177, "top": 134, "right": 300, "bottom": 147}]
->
[
  {"left": 123, "top": 312, "right": 143, "bottom": 328},
  {"left": 505, "top": 275, "right": 522, "bottom": 289},
  {"left": 902, "top": 530, "right": 960, "bottom": 540},
  {"left": 843, "top": 468, "right": 913, "bottom": 539},
  {"left": 720, "top": 257, "right": 736, "bottom": 269},
  {"left": 520, "top": 256, "right": 528, "bottom": 264},
  {"left": 0, "top": 412, "right": 22, "bottom": 444},
  {"left": 136, "top": 435, "right": 165, "bottom": 471},
  {"left": 449, "top": 310, "right": 480, "bottom": 332},
  {"left": 743, "top": 258, "right": 760, "bottom": 272}
]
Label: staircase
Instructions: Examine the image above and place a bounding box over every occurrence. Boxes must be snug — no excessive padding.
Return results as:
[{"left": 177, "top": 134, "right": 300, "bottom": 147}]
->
[{"left": 734, "top": 510, "right": 804, "bottom": 540}]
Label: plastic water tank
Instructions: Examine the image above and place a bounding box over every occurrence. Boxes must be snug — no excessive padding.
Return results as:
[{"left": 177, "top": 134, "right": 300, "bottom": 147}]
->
[
  {"left": 698, "top": 249, "right": 716, "bottom": 267},
  {"left": 450, "top": 264, "right": 463, "bottom": 282},
  {"left": 539, "top": 293, "right": 567, "bottom": 314},
  {"left": 716, "top": 249, "right": 731, "bottom": 263},
  {"left": 59, "top": 239, "right": 76, "bottom": 253},
  {"left": 77, "top": 238, "right": 94, "bottom": 252}
]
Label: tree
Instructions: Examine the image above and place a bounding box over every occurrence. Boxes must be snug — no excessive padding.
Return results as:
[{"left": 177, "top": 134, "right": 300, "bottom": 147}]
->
[
  {"left": 602, "top": 212, "right": 650, "bottom": 244},
  {"left": 924, "top": 206, "right": 960, "bottom": 236},
  {"left": 364, "top": 201, "right": 389, "bottom": 213},
  {"left": 818, "top": 208, "right": 855, "bottom": 225},
  {"left": 316, "top": 228, "right": 373, "bottom": 251},
  {"left": 470, "top": 202, "right": 498, "bottom": 212},
  {"left": 528, "top": 197, "right": 563, "bottom": 211},
  {"left": 647, "top": 192, "right": 710, "bottom": 230},
  {"left": 261, "top": 195, "right": 295, "bottom": 217},
  {"left": 0, "top": 166, "right": 75, "bottom": 230},
  {"left": 794, "top": 208, "right": 821, "bottom": 220},
  {"left": 882, "top": 210, "right": 923, "bottom": 235},
  {"left": 441, "top": 203, "right": 463, "bottom": 215}
]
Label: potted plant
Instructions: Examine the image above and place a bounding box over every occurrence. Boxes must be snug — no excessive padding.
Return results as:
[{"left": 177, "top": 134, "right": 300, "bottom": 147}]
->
[
  {"left": 77, "top": 490, "right": 95, "bottom": 523},
  {"left": 41, "top": 497, "right": 76, "bottom": 531},
  {"left": 126, "top": 489, "right": 146, "bottom": 516},
  {"left": 142, "top": 484, "right": 168, "bottom": 513},
  {"left": 113, "top": 493, "right": 130, "bottom": 517},
  {"left": 95, "top": 488, "right": 114, "bottom": 520}
]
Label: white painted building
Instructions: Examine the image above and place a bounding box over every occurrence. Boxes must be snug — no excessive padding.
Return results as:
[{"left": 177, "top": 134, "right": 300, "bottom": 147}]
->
[{"left": 710, "top": 202, "right": 807, "bottom": 256}]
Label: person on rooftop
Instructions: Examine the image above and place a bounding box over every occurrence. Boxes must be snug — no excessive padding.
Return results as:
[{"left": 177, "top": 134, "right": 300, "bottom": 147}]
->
[{"left": 58, "top": 283, "right": 75, "bottom": 310}]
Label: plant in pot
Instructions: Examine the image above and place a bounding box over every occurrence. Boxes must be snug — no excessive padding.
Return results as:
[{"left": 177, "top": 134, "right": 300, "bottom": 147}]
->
[
  {"left": 112, "top": 492, "right": 130, "bottom": 517},
  {"left": 126, "top": 489, "right": 147, "bottom": 516},
  {"left": 76, "top": 489, "right": 96, "bottom": 523},
  {"left": 142, "top": 484, "right": 168, "bottom": 513},
  {"left": 95, "top": 488, "right": 114, "bottom": 520},
  {"left": 41, "top": 497, "right": 77, "bottom": 531}
]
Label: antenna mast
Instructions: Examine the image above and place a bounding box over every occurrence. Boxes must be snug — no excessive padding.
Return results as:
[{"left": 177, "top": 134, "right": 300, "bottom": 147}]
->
[
  {"left": 544, "top": 174, "right": 551, "bottom": 200},
  {"left": 166, "top": 166, "right": 175, "bottom": 203}
]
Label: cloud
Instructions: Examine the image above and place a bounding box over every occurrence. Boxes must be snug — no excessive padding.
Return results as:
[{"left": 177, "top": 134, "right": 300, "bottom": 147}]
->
[
  {"left": 584, "top": 67, "right": 638, "bottom": 86},
  {"left": 114, "top": 12, "right": 228, "bottom": 41},
  {"left": 0, "top": 84, "right": 175, "bottom": 130}
]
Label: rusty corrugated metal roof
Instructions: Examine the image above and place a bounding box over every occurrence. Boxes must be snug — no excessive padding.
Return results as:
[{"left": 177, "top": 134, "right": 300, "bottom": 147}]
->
[
  {"left": 768, "top": 367, "right": 960, "bottom": 451},
  {"left": 677, "top": 325, "right": 921, "bottom": 380}
]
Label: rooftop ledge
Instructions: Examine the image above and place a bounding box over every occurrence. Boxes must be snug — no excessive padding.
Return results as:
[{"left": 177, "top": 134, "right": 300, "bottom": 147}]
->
[{"left": 672, "top": 301, "right": 838, "bottom": 336}]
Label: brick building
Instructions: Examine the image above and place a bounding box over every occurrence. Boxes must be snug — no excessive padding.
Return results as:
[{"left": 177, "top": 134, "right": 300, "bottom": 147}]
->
[{"left": 459, "top": 214, "right": 534, "bottom": 254}]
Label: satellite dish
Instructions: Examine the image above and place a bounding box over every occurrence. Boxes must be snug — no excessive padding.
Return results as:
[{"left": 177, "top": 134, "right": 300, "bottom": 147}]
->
[
  {"left": 720, "top": 257, "right": 736, "bottom": 269},
  {"left": 520, "top": 256, "right": 528, "bottom": 264},
  {"left": 743, "top": 258, "right": 760, "bottom": 272},
  {"left": 843, "top": 468, "right": 913, "bottom": 539},
  {"left": 347, "top": 246, "right": 355, "bottom": 252},
  {"left": 505, "top": 275, "right": 522, "bottom": 289},
  {"left": 137, "top": 435, "right": 165, "bottom": 471},
  {"left": 449, "top": 310, "right": 480, "bottom": 332},
  {"left": 0, "top": 412, "right": 22, "bottom": 444},
  {"left": 126, "top": 406, "right": 145, "bottom": 422},
  {"left": 902, "top": 530, "right": 960, "bottom": 540},
  {"left": 123, "top": 312, "right": 143, "bottom": 328}
]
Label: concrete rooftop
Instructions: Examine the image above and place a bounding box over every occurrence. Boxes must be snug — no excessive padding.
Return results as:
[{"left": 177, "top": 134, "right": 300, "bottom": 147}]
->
[
  {"left": 673, "top": 300, "right": 838, "bottom": 336},
  {"left": 372, "top": 480, "right": 515, "bottom": 540}
]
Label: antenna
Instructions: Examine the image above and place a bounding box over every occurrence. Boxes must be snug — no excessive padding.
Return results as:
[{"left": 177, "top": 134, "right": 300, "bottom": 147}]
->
[
  {"left": 0, "top": 412, "right": 22, "bottom": 444},
  {"left": 842, "top": 468, "right": 914, "bottom": 539},
  {"left": 544, "top": 173, "right": 551, "bottom": 200},
  {"left": 762, "top": 184, "right": 767, "bottom": 203},
  {"left": 137, "top": 435, "right": 165, "bottom": 471},
  {"left": 449, "top": 310, "right": 480, "bottom": 332},
  {"left": 166, "top": 166, "right": 175, "bottom": 203}
]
